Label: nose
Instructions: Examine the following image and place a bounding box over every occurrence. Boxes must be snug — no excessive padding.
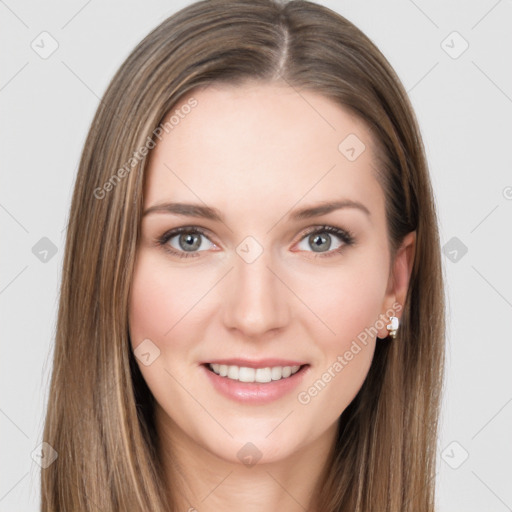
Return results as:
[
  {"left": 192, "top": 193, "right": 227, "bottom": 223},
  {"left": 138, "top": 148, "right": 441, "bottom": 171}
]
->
[{"left": 222, "top": 247, "right": 291, "bottom": 338}]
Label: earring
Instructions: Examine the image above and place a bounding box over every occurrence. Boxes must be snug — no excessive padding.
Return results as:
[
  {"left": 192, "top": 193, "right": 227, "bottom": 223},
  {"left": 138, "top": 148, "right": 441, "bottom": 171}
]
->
[{"left": 386, "top": 316, "right": 399, "bottom": 339}]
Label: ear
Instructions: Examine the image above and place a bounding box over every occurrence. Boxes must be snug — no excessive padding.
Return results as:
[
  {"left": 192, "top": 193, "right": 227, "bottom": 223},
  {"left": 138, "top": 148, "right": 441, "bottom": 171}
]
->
[{"left": 377, "top": 231, "right": 416, "bottom": 338}]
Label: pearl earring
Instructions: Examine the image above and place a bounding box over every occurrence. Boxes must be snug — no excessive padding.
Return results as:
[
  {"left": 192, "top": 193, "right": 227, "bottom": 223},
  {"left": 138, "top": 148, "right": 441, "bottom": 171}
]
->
[{"left": 386, "top": 316, "right": 399, "bottom": 339}]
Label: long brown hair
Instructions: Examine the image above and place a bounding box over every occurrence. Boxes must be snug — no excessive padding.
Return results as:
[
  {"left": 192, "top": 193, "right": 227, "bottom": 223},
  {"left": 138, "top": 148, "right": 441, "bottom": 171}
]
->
[{"left": 41, "top": 0, "right": 445, "bottom": 510}]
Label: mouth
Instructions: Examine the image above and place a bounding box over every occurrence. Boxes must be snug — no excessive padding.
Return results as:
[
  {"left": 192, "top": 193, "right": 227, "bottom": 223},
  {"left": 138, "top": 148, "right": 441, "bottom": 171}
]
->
[
  {"left": 203, "top": 362, "right": 309, "bottom": 383},
  {"left": 200, "top": 361, "right": 310, "bottom": 404}
]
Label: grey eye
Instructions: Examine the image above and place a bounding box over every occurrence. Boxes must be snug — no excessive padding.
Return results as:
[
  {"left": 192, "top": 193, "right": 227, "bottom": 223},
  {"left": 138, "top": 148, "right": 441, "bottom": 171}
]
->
[
  {"left": 167, "top": 231, "right": 213, "bottom": 253},
  {"left": 308, "top": 233, "right": 331, "bottom": 252},
  {"left": 297, "top": 231, "right": 344, "bottom": 253}
]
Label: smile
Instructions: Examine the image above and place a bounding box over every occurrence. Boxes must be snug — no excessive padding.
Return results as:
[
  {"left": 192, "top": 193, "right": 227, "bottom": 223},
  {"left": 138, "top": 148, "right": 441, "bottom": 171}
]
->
[{"left": 208, "top": 363, "right": 302, "bottom": 383}]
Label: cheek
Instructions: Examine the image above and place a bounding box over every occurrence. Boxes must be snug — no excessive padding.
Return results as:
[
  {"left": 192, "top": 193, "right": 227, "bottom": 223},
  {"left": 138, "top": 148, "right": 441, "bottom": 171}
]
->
[
  {"left": 128, "top": 253, "right": 204, "bottom": 408},
  {"left": 295, "top": 257, "right": 388, "bottom": 347},
  {"left": 128, "top": 252, "right": 206, "bottom": 350},
  {"left": 293, "top": 255, "right": 387, "bottom": 410}
]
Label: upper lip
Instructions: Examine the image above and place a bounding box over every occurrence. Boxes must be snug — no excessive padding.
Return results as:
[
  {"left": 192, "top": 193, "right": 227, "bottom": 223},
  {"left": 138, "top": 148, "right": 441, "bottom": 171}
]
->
[{"left": 203, "top": 358, "right": 308, "bottom": 369}]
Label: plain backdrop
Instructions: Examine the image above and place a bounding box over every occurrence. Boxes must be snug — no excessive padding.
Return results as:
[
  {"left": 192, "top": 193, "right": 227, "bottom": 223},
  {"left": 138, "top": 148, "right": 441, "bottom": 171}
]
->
[{"left": 1, "top": 0, "right": 511, "bottom": 510}]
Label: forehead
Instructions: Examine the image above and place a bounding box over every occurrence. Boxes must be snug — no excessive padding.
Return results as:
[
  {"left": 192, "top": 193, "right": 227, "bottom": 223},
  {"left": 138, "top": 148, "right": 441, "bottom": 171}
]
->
[{"left": 143, "top": 81, "right": 384, "bottom": 222}]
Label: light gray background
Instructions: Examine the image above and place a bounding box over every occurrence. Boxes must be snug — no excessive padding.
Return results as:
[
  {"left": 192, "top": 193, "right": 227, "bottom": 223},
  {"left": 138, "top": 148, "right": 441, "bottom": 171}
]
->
[{"left": 1, "top": 0, "right": 511, "bottom": 510}]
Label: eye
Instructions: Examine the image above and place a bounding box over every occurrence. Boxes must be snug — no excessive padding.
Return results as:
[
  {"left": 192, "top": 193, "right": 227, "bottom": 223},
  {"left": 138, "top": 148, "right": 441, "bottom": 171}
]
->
[
  {"left": 295, "top": 225, "right": 355, "bottom": 258},
  {"left": 156, "top": 227, "right": 217, "bottom": 259}
]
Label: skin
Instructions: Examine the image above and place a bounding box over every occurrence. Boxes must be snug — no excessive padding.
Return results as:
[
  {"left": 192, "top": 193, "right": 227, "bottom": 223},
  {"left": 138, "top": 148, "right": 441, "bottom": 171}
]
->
[{"left": 128, "top": 81, "right": 415, "bottom": 512}]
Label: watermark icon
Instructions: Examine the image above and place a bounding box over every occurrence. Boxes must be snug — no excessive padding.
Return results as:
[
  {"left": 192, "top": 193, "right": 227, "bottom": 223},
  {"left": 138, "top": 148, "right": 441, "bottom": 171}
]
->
[
  {"left": 441, "top": 440, "right": 469, "bottom": 469},
  {"left": 236, "top": 236, "right": 264, "bottom": 263},
  {"left": 32, "top": 237, "right": 58, "bottom": 263},
  {"left": 237, "top": 442, "right": 263, "bottom": 467},
  {"left": 31, "top": 31, "right": 59, "bottom": 59},
  {"left": 338, "top": 133, "right": 366, "bottom": 162},
  {"left": 31, "top": 441, "right": 58, "bottom": 468},
  {"left": 297, "top": 301, "right": 402, "bottom": 405},
  {"left": 440, "top": 31, "right": 469, "bottom": 60},
  {"left": 442, "top": 236, "right": 468, "bottom": 263},
  {"left": 134, "top": 338, "right": 161, "bottom": 366},
  {"left": 93, "top": 97, "right": 198, "bottom": 200}
]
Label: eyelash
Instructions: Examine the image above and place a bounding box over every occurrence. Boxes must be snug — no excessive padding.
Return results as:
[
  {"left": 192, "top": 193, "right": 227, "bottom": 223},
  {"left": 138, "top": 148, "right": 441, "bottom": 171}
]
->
[{"left": 154, "top": 225, "right": 355, "bottom": 259}]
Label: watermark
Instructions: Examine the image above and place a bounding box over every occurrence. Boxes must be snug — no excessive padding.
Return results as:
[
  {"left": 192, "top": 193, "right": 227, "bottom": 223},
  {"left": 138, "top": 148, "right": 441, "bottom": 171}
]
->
[
  {"left": 441, "top": 440, "right": 469, "bottom": 469},
  {"left": 503, "top": 186, "right": 512, "bottom": 200},
  {"left": 31, "top": 441, "right": 58, "bottom": 468},
  {"left": 30, "top": 31, "right": 59, "bottom": 59},
  {"left": 338, "top": 133, "right": 366, "bottom": 162},
  {"left": 32, "top": 236, "right": 58, "bottom": 263},
  {"left": 236, "top": 235, "right": 264, "bottom": 264},
  {"left": 442, "top": 236, "right": 468, "bottom": 263},
  {"left": 236, "top": 442, "right": 263, "bottom": 467},
  {"left": 297, "top": 301, "right": 402, "bottom": 405},
  {"left": 134, "top": 338, "right": 161, "bottom": 366},
  {"left": 440, "top": 31, "right": 469, "bottom": 60},
  {"left": 93, "top": 97, "right": 198, "bottom": 200}
]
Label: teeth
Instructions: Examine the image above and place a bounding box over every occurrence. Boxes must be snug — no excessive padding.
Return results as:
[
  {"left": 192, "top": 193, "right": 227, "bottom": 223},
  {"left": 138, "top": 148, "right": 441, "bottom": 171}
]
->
[{"left": 209, "top": 363, "right": 301, "bottom": 383}]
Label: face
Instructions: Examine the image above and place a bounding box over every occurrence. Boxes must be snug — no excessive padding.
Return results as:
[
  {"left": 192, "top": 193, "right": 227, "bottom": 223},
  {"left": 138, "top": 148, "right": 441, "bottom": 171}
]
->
[{"left": 128, "top": 81, "right": 408, "bottom": 465}]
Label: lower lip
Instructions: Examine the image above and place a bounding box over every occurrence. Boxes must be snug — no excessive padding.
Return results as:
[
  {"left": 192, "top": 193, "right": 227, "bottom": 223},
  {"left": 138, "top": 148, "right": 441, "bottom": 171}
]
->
[{"left": 201, "top": 364, "right": 310, "bottom": 404}]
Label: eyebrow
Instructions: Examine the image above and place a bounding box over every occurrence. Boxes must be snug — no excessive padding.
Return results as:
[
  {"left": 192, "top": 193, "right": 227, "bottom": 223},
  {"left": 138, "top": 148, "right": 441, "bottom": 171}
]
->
[{"left": 142, "top": 199, "right": 371, "bottom": 221}]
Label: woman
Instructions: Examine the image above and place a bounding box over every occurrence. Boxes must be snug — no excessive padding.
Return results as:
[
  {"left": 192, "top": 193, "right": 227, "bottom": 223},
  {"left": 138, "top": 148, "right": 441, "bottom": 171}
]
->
[{"left": 41, "top": 0, "right": 445, "bottom": 510}]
